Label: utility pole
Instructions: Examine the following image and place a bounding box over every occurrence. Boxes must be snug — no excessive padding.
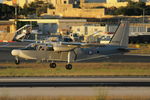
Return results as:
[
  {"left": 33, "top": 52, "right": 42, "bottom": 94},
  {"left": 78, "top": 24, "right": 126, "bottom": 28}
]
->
[
  {"left": 14, "top": 0, "right": 18, "bottom": 34},
  {"left": 143, "top": 9, "right": 145, "bottom": 24},
  {"left": 142, "top": 9, "right": 145, "bottom": 33}
]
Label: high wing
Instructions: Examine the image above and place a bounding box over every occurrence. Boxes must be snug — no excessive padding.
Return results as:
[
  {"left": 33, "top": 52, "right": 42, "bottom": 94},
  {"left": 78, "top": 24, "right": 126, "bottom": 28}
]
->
[
  {"left": 50, "top": 41, "right": 107, "bottom": 52},
  {"left": 54, "top": 41, "right": 106, "bottom": 47}
]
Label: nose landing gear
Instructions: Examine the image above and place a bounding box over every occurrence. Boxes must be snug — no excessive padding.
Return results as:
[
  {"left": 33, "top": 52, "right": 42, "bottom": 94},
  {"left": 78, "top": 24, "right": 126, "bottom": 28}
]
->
[
  {"left": 15, "top": 57, "right": 20, "bottom": 65},
  {"left": 15, "top": 60, "right": 20, "bottom": 64}
]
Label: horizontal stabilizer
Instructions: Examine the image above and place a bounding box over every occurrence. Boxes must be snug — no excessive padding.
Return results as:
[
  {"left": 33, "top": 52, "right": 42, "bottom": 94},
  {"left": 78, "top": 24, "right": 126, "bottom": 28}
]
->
[{"left": 118, "top": 48, "right": 139, "bottom": 52}]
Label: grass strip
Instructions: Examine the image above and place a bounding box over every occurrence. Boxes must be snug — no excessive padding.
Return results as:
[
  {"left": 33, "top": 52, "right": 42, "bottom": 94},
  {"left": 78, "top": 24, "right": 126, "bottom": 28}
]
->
[{"left": 0, "top": 62, "right": 150, "bottom": 77}]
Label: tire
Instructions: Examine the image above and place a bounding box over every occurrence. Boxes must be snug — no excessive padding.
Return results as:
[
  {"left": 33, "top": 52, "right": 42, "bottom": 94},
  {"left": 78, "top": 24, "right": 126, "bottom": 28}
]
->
[
  {"left": 15, "top": 60, "right": 20, "bottom": 65},
  {"left": 65, "top": 64, "right": 72, "bottom": 70},
  {"left": 50, "top": 63, "right": 56, "bottom": 68}
]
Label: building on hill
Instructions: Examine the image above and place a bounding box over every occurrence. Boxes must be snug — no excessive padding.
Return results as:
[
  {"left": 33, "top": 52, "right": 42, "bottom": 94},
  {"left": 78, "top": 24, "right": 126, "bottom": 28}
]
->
[
  {"left": 46, "top": 0, "right": 150, "bottom": 18},
  {"left": 47, "top": 0, "right": 105, "bottom": 18},
  {"left": 3, "top": 0, "right": 150, "bottom": 19},
  {"left": 3, "top": 0, "right": 150, "bottom": 8},
  {"left": 46, "top": 0, "right": 128, "bottom": 19}
]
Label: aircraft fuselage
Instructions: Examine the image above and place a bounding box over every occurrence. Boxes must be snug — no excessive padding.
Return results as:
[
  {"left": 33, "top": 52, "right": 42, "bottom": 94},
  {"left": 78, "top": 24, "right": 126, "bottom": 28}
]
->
[{"left": 11, "top": 45, "right": 126, "bottom": 62}]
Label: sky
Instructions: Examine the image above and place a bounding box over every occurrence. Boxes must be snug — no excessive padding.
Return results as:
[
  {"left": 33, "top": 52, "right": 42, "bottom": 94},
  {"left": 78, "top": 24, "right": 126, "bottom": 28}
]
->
[{"left": 0, "top": 0, "right": 3, "bottom": 3}]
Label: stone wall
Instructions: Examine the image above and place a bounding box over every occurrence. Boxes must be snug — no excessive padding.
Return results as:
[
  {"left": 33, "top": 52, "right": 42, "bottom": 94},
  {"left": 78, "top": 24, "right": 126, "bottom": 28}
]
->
[{"left": 48, "top": 4, "right": 105, "bottom": 18}]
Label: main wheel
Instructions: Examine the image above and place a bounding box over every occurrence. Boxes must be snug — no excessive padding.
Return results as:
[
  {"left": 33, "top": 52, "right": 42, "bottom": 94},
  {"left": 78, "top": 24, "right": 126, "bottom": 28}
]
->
[
  {"left": 15, "top": 59, "right": 20, "bottom": 65},
  {"left": 49, "top": 63, "right": 56, "bottom": 68},
  {"left": 65, "top": 64, "right": 72, "bottom": 70}
]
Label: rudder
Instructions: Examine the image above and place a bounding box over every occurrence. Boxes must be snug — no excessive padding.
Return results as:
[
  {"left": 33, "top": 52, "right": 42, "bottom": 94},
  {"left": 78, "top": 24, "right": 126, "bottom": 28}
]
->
[{"left": 110, "top": 21, "right": 129, "bottom": 47}]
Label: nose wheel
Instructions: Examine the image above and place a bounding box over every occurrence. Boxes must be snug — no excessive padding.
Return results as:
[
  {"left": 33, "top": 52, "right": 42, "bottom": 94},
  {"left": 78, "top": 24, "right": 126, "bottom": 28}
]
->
[
  {"left": 49, "top": 63, "right": 56, "bottom": 68},
  {"left": 65, "top": 64, "right": 72, "bottom": 70}
]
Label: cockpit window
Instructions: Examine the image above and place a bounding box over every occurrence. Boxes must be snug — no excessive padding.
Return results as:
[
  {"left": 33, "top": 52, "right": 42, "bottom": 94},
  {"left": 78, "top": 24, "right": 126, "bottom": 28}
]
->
[{"left": 36, "top": 45, "right": 54, "bottom": 51}]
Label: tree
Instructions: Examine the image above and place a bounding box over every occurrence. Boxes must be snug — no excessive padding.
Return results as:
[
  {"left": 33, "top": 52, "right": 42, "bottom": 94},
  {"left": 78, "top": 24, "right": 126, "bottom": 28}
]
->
[
  {"left": 0, "top": 4, "right": 15, "bottom": 19},
  {"left": 0, "top": 3, "right": 24, "bottom": 19},
  {"left": 145, "top": 6, "right": 150, "bottom": 15}
]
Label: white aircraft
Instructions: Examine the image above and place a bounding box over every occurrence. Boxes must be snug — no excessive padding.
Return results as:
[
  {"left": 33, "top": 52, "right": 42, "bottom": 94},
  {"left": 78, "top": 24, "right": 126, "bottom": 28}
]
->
[{"left": 11, "top": 21, "right": 136, "bottom": 70}]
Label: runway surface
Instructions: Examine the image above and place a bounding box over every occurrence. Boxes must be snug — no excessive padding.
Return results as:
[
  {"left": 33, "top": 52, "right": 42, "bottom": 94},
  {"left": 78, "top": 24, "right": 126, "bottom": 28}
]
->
[
  {"left": 0, "top": 87, "right": 150, "bottom": 97},
  {"left": 0, "top": 47, "right": 150, "bottom": 63},
  {"left": 0, "top": 77, "right": 150, "bottom": 97},
  {"left": 0, "top": 77, "right": 150, "bottom": 87}
]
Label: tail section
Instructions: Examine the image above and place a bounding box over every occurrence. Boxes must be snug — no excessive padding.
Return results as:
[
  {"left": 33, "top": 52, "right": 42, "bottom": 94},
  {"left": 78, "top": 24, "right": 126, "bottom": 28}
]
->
[{"left": 110, "top": 21, "right": 129, "bottom": 47}]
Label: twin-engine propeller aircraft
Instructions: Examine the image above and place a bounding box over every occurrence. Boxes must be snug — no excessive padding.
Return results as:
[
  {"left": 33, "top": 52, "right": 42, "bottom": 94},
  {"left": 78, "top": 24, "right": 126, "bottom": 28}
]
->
[{"left": 11, "top": 21, "right": 134, "bottom": 70}]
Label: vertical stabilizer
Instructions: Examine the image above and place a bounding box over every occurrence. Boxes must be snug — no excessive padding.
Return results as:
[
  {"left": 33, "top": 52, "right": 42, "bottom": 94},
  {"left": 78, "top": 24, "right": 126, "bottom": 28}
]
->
[{"left": 110, "top": 21, "right": 129, "bottom": 47}]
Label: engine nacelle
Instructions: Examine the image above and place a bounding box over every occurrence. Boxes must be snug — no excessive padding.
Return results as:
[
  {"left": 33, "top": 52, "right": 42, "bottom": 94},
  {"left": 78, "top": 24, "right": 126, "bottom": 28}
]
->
[{"left": 53, "top": 45, "right": 76, "bottom": 52}]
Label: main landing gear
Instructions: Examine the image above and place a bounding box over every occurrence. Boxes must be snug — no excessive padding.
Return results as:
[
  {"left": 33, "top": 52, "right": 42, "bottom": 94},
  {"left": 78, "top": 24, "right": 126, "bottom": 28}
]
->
[
  {"left": 49, "top": 62, "right": 72, "bottom": 70},
  {"left": 65, "top": 51, "right": 73, "bottom": 70},
  {"left": 49, "top": 51, "right": 73, "bottom": 70}
]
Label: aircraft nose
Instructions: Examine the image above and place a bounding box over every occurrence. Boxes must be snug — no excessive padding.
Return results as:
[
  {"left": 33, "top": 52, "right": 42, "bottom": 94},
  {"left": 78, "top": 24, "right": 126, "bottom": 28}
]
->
[{"left": 11, "top": 49, "right": 20, "bottom": 56}]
